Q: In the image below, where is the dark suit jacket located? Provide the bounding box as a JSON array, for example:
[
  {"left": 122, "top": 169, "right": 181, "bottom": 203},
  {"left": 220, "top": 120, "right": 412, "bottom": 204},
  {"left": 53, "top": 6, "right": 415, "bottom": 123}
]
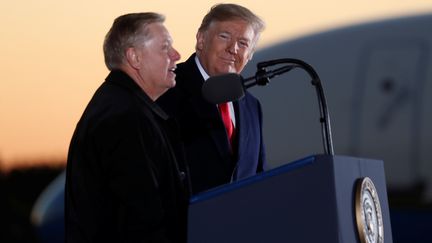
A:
[
  {"left": 157, "top": 54, "right": 266, "bottom": 194},
  {"left": 65, "top": 70, "right": 190, "bottom": 243}
]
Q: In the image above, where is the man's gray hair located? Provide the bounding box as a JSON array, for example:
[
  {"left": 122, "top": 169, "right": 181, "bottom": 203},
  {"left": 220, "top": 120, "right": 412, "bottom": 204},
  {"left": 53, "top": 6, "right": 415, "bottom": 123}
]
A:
[{"left": 103, "top": 12, "right": 165, "bottom": 70}]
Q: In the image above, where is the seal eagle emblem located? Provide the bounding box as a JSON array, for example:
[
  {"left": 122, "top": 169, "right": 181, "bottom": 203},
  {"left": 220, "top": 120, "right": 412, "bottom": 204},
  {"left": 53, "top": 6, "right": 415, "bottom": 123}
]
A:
[{"left": 355, "top": 177, "right": 384, "bottom": 243}]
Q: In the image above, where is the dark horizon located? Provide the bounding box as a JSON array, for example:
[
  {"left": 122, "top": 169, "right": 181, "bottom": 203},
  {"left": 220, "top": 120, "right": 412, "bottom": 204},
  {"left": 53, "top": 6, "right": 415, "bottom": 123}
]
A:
[
  {"left": 0, "top": 157, "right": 66, "bottom": 175},
  {"left": 0, "top": 163, "right": 64, "bottom": 242}
]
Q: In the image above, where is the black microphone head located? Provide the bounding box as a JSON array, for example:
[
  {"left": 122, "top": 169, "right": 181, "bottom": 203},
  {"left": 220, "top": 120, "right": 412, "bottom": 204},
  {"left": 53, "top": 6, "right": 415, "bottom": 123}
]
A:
[{"left": 201, "top": 73, "right": 245, "bottom": 104}]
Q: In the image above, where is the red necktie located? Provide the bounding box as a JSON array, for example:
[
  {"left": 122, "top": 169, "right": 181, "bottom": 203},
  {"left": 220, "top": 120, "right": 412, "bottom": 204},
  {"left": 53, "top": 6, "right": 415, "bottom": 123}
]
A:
[{"left": 218, "top": 102, "right": 234, "bottom": 145}]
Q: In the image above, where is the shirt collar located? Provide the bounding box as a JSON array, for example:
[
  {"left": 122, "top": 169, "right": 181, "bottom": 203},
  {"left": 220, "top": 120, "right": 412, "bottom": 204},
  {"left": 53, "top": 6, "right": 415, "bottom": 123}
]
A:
[
  {"left": 106, "top": 70, "right": 169, "bottom": 120},
  {"left": 194, "top": 55, "right": 210, "bottom": 81}
]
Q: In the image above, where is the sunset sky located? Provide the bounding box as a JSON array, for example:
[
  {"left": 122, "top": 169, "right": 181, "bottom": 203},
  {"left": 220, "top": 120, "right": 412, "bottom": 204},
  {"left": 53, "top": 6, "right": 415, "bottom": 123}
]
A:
[{"left": 1, "top": 0, "right": 431, "bottom": 170}]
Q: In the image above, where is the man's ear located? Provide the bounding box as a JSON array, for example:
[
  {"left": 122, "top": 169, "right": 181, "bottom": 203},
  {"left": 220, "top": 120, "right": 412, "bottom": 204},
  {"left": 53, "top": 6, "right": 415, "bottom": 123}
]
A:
[
  {"left": 196, "top": 31, "right": 205, "bottom": 51},
  {"left": 125, "top": 47, "right": 140, "bottom": 69}
]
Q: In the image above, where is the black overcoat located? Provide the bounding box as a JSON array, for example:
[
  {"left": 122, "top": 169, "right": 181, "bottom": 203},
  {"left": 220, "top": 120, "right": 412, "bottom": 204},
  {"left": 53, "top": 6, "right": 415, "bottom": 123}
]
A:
[{"left": 65, "top": 70, "right": 190, "bottom": 243}]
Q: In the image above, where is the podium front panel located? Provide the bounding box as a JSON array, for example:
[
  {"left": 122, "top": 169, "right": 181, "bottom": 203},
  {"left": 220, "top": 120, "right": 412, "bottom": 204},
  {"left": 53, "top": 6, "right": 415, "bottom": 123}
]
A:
[{"left": 187, "top": 155, "right": 393, "bottom": 243}]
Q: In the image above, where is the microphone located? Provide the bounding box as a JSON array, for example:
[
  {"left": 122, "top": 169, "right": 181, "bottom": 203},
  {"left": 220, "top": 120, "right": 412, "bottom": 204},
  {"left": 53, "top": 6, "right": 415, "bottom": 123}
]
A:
[
  {"left": 243, "top": 64, "right": 296, "bottom": 89},
  {"left": 201, "top": 73, "right": 245, "bottom": 104},
  {"left": 201, "top": 58, "right": 335, "bottom": 156},
  {"left": 202, "top": 65, "right": 296, "bottom": 104}
]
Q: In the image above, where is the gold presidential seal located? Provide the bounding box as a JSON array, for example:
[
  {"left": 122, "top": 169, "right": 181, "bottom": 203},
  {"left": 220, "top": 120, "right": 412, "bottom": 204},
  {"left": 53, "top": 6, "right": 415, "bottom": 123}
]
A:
[{"left": 355, "top": 177, "right": 384, "bottom": 243}]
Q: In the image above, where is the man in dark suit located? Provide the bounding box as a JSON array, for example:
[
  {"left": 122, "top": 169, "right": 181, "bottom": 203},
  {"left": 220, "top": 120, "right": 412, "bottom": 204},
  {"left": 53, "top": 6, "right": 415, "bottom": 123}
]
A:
[
  {"left": 158, "top": 3, "right": 267, "bottom": 195},
  {"left": 65, "top": 13, "right": 190, "bottom": 242}
]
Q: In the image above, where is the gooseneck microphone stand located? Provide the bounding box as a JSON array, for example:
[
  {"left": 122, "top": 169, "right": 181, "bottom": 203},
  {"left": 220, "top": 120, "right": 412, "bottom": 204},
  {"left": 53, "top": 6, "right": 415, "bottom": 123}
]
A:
[{"left": 244, "top": 58, "right": 334, "bottom": 156}]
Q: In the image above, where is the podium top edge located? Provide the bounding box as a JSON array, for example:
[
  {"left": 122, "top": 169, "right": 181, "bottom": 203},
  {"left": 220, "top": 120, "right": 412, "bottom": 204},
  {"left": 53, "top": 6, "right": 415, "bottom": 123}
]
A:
[
  {"left": 189, "top": 154, "right": 383, "bottom": 204},
  {"left": 190, "top": 155, "right": 318, "bottom": 204}
]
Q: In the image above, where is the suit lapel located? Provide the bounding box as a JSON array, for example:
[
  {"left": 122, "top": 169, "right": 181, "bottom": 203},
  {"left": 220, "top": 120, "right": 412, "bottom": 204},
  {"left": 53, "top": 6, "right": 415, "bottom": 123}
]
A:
[
  {"left": 180, "top": 55, "right": 232, "bottom": 159},
  {"left": 233, "top": 98, "right": 249, "bottom": 163}
]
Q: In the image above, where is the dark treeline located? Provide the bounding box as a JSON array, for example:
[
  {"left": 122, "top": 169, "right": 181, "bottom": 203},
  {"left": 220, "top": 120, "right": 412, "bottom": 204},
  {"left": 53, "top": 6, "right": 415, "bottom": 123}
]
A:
[{"left": 0, "top": 164, "right": 64, "bottom": 243}]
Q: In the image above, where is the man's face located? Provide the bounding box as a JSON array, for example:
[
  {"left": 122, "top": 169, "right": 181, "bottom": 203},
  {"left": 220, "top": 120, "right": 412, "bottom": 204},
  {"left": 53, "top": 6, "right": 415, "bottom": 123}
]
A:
[
  {"left": 134, "top": 22, "right": 180, "bottom": 96},
  {"left": 196, "top": 19, "right": 256, "bottom": 76}
]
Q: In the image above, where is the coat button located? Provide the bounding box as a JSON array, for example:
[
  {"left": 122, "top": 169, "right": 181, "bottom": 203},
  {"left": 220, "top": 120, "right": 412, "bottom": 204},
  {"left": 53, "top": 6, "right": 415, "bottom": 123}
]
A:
[{"left": 179, "top": 171, "right": 186, "bottom": 180}]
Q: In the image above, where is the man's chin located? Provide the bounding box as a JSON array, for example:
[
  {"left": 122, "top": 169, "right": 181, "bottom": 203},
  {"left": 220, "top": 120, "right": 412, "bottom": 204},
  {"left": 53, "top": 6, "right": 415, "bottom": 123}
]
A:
[
  {"left": 216, "top": 67, "right": 237, "bottom": 75},
  {"left": 168, "top": 79, "right": 176, "bottom": 88}
]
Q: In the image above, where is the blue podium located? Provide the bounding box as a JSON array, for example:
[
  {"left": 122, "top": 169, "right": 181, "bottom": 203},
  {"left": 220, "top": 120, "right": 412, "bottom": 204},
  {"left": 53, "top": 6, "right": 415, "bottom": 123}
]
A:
[{"left": 187, "top": 155, "right": 393, "bottom": 243}]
